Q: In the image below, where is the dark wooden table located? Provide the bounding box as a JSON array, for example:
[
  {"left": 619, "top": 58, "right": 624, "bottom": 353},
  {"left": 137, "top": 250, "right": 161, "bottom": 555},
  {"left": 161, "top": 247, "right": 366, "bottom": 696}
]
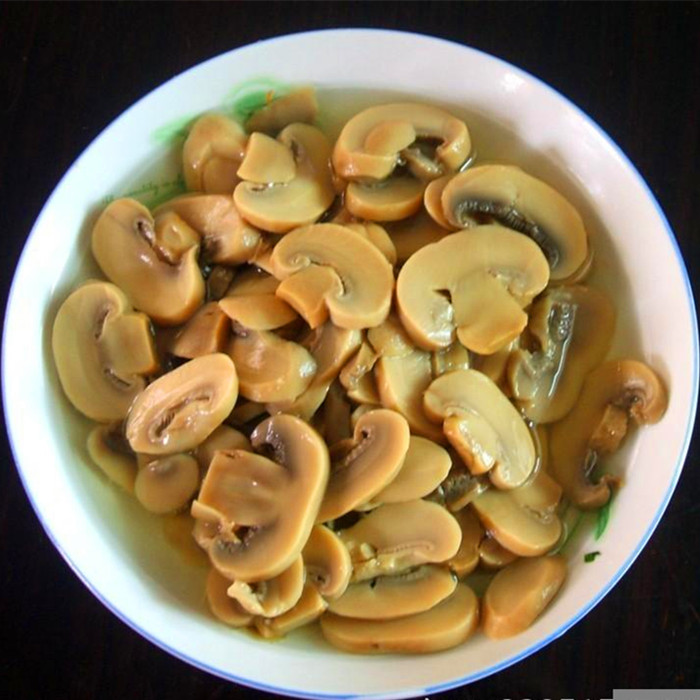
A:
[{"left": 1, "top": 2, "right": 699, "bottom": 699}]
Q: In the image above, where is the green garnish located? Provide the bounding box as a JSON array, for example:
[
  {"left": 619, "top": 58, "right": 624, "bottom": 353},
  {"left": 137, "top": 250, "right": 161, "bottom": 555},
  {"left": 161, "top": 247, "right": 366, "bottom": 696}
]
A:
[
  {"left": 594, "top": 493, "right": 614, "bottom": 540},
  {"left": 584, "top": 551, "right": 601, "bottom": 563}
]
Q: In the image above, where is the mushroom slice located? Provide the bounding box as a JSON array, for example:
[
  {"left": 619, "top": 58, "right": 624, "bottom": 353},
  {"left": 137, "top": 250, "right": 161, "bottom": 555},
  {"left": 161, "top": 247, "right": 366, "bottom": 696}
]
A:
[
  {"left": 320, "top": 583, "right": 479, "bottom": 654},
  {"left": 52, "top": 280, "right": 158, "bottom": 421},
  {"left": 344, "top": 222, "right": 398, "bottom": 265},
  {"left": 345, "top": 177, "right": 426, "bottom": 222},
  {"left": 228, "top": 329, "right": 317, "bottom": 403},
  {"left": 134, "top": 454, "right": 200, "bottom": 514},
  {"left": 441, "top": 466, "right": 490, "bottom": 512},
  {"left": 328, "top": 565, "right": 457, "bottom": 620},
  {"left": 340, "top": 342, "right": 380, "bottom": 405},
  {"left": 338, "top": 500, "right": 462, "bottom": 582},
  {"left": 226, "top": 399, "right": 267, "bottom": 428},
  {"left": 206, "top": 265, "right": 235, "bottom": 301},
  {"left": 448, "top": 507, "right": 484, "bottom": 578},
  {"left": 385, "top": 209, "right": 450, "bottom": 264},
  {"left": 482, "top": 556, "right": 567, "bottom": 639},
  {"left": 367, "top": 313, "right": 416, "bottom": 358},
  {"left": 151, "top": 211, "right": 201, "bottom": 263},
  {"left": 350, "top": 404, "right": 375, "bottom": 430},
  {"left": 323, "top": 380, "right": 353, "bottom": 447},
  {"left": 424, "top": 174, "right": 460, "bottom": 230},
  {"left": 86, "top": 423, "right": 138, "bottom": 493},
  {"left": 194, "top": 425, "right": 251, "bottom": 471},
  {"left": 424, "top": 370, "right": 536, "bottom": 489},
  {"left": 479, "top": 536, "right": 519, "bottom": 570},
  {"left": 441, "top": 165, "right": 589, "bottom": 280},
  {"left": 183, "top": 113, "right": 247, "bottom": 194},
  {"left": 302, "top": 525, "right": 352, "bottom": 600},
  {"left": 254, "top": 583, "right": 328, "bottom": 639},
  {"left": 317, "top": 409, "right": 410, "bottom": 523},
  {"left": 245, "top": 87, "right": 319, "bottom": 134},
  {"left": 206, "top": 568, "right": 253, "bottom": 628},
  {"left": 266, "top": 381, "right": 331, "bottom": 423},
  {"left": 271, "top": 223, "right": 394, "bottom": 329},
  {"left": 234, "top": 123, "right": 335, "bottom": 234},
  {"left": 92, "top": 199, "right": 204, "bottom": 325},
  {"left": 549, "top": 359, "right": 668, "bottom": 510},
  {"left": 126, "top": 353, "right": 239, "bottom": 455},
  {"left": 237, "top": 132, "right": 296, "bottom": 184},
  {"left": 431, "top": 341, "right": 471, "bottom": 378},
  {"left": 332, "top": 103, "right": 471, "bottom": 182},
  {"left": 170, "top": 302, "right": 231, "bottom": 358},
  {"left": 471, "top": 339, "right": 518, "bottom": 388},
  {"left": 192, "top": 415, "right": 329, "bottom": 581},
  {"left": 228, "top": 556, "right": 304, "bottom": 617},
  {"left": 396, "top": 226, "right": 550, "bottom": 352},
  {"left": 508, "top": 286, "right": 616, "bottom": 423}
]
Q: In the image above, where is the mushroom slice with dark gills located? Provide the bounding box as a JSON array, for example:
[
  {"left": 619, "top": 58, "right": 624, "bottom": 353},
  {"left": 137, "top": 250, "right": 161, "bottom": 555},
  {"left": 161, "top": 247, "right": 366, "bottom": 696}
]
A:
[
  {"left": 549, "top": 359, "right": 668, "bottom": 510},
  {"left": 86, "top": 422, "right": 138, "bottom": 493},
  {"left": 508, "top": 285, "right": 616, "bottom": 423},
  {"left": 441, "top": 165, "right": 589, "bottom": 281},
  {"left": 191, "top": 414, "right": 329, "bottom": 582},
  {"left": 134, "top": 453, "right": 200, "bottom": 514}
]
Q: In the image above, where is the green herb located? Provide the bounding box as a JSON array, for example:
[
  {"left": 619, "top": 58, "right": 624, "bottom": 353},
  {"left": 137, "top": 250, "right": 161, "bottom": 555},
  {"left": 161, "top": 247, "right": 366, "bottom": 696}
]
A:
[
  {"left": 100, "top": 174, "right": 187, "bottom": 210},
  {"left": 150, "top": 115, "right": 197, "bottom": 146},
  {"left": 223, "top": 77, "right": 291, "bottom": 122},
  {"left": 584, "top": 551, "right": 601, "bottom": 563},
  {"left": 594, "top": 493, "right": 614, "bottom": 541}
]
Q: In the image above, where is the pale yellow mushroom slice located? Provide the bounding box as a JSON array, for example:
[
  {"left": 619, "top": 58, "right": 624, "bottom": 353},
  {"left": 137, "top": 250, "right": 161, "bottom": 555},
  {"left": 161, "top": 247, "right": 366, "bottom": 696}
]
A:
[
  {"left": 134, "top": 453, "right": 200, "bottom": 514},
  {"left": 448, "top": 507, "right": 484, "bottom": 578},
  {"left": 431, "top": 341, "right": 471, "bottom": 378},
  {"left": 86, "top": 423, "right": 138, "bottom": 493},
  {"left": 191, "top": 415, "right": 329, "bottom": 582},
  {"left": 482, "top": 556, "right": 567, "bottom": 639},
  {"left": 344, "top": 222, "right": 398, "bottom": 265},
  {"left": 266, "top": 381, "right": 331, "bottom": 423},
  {"left": 339, "top": 500, "right": 462, "bottom": 582},
  {"left": 471, "top": 339, "right": 518, "bottom": 388},
  {"left": 183, "top": 114, "right": 247, "bottom": 194},
  {"left": 206, "top": 568, "right": 253, "bottom": 628},
  {"left": 549, "top": 359, "right": 668, "bottom": 510},
  {"left": 194, "top": 425, "right": 251, "bottom": 471},
  {"left": 424, "top": 174, "right": 460, "bottom": 230},
  {"left": 228, "top": 555, "right": 305, "bottom": 617},
  {"left": 396, "top": 226, "right": 550, "bottom": 353},
  {"left": 367, "top": 313, "right": 416, "bottom": 358},
  {"left": 237, "top": 132, "right": 296, "bottom": 184},
  {"left": 479, "top": 536, "right": 519, "bottom": 570},
  {"left": 340, "top": 342, "right": 381, "bottom": 405},
  {"left": 92, "top": 199, "right": 204, "bottom": 325},
  {"left": 170, "top": 302, "right": 231, "bottom": 358},
  {"left": 52, "top": 280, "right": 158, "bottom": 421},
  {"left": 245, "top": 87, "right": 319, "bottom": 134},
  {"left": 271, "top": 223, "right": 394, "bottom": 329},
  {"left": 126, "top": 353, "right": 238, "bottom": 455},
  {"left": 226, "top": 399, "right": 267, "bottom": 427},
  {"left": 441, "top": 165, "right": 588, "bottom": 281},
  {"left": 320, "top": 583, "right": 479, "bottom": 654},
  {"left": 328, "top": 565, "right": 457, "bottom": 620},
  {"left": 303, "top": 525, "right": 352, "bottom": 600},
  {"left": 508, "top": 286, "right": 616, "bottom": 423},
  {"left": 385, "top": 209, "right": 450, "bottom": 263},
  {"left": 424, "top": 369, "right": 536, "bottom": 489},
  {"left": 345, "top": 177, "right": 426, "bottom": 222},
  {"left": 254, "top": 582, "right": 328, "bottom": 639},
  {"left": 151, "top": 211, "right": 201, "bottom": 262}
]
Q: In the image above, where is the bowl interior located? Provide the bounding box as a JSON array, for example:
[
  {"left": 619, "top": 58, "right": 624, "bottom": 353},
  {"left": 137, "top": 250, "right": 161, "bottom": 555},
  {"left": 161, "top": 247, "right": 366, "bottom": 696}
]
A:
[{"left": 3, "top": 29, "right": 697, "bottom": 698}]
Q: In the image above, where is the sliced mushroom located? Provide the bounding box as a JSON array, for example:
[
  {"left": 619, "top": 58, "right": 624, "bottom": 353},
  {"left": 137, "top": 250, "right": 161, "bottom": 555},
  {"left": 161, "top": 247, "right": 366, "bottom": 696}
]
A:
[
  {"left": 161, "top": 512, "right": 209, "bottom": 567},
  {"left": 340, "top": 342, "right": 380, "bottom": 405},
  {"left": 424, "top": 370, "right": 536, "bottom": 489},
  {"left": 226, "top": 399, "right": 267, "bottom": 428},
  {"left": 183, "top": 113, "right": 247, "bottom": 194},
  {"left": 228, "top": 555, "right": 304, "bottom": 617},
  {"left": 479, "top": 536, "right": 518, "bottom": 570},
  {"left": 126, "top": 353, "right": 239, "bottom": 454},
  {"left": 323, "top": 380, "right": 353, "bottom": 447},
  {"left": 266, "top": 381, "right": 330, "bottom": 422},
  {"left": 367, "top": 313, "right": 416, "bottom": 358},
  {"left": 302, "top": 524, "right": 352, "bottom": 600},
  {"left": 549, "top": 359, "right": 668, "bottom": 510},
  {"left": 441, "top": 165, "right": 588, "bottom": 280},
  {"left": 134, "top": 453, "right": 200, "bottom": 514},
  {"left": 385, "top": 209, "right": 449, "bottom": 263},
  {"left": 170, "top": 302, "right": 231, "bottom": 358},
  {"left": 206, "top": 568, "right": 253, "bottom": 627},
  {"left": 254, "top": 582, "right": 328, "bottom": 639},
  {"left": 482, "top": 556, "right": 567, "bottom": 639},
  {"left": 151, "top": 211, "right": 201, "bottom": 262},
  {"left": 86, "top": 423, "right": 138, "bottom": 493},
  {"left": 440, "top": 466, "right": 490, "bottom": 512},
  {"left": 317, "top": 409, "right": 410, "bottom": 523},
  {"left": 194, "top": 425, "right": 251, "bottom": 471},
  {"left": 345, "top": 177, "right": 426, "bottom": 222},
  {"left": 206, "top": 265, "right": 236, "bottom": 301},
  {"left": 424, "top": 175, "right": 460, "bottom": 230},
  {"left": 396, "top": 226, "right": 550, "bottom": 352},
  {"left": 237, "top": 132, "right": 296, "bottom": 184},
  {"left": 271, "top": 223, "right": 394, "bottom": 329},
  {"left": 245, "top": 87, "right": 318, "bottom": 134},
  {"left": 431, "top": 341, "right": 471, "bottom": 378},
  {"left": 192, "top": 414, "right": 329, "bottom": 581},
  {"left": 344, "top": 222, "right": 398, "bottom": 264},
  {"left": 471, "top": 339, "right": 518, "bottom": 388},
  {"left": 320, "top": 583, "right": 479, "bottom": 654},
  {"left": 52, "top": 280, "right": 159, "bottom": 421},
  {"left": 448, "top": 507, "right": 484, "bottom": 578},
  {"left": 328, "top": 565, "right": 457, "bottom": 620},
  {"left": 338, "top": 500, "right": 462, "bottom": 582},
  {"left": 234, "top": 123, "right": 335, "bottom": 233}
]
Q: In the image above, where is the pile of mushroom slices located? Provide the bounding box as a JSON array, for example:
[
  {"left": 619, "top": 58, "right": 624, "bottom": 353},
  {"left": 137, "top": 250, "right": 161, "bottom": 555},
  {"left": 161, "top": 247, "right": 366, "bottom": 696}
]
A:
[{"left": 52, "top": 88, "right": 669, "bottom": 654}]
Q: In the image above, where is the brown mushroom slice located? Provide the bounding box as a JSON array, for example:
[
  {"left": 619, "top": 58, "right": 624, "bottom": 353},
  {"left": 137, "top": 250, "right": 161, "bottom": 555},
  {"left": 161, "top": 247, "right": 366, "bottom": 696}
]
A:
[
  {"left": 226, "top": 399, "right": 267, "bottom": 427},
  {"left": 441, "top": 165, "right": 588, "bottom": 280},
  {"left": 350, "top": 404, "right": 375, "bottom": 430},
  {"left": 339, "top": 500, "right": 462, "bottom": 582},
  {"left": 323, "top": 380, "right": 354, "bottom": 447},
  {"left": 424, "top": 175, "right": 460, "bottom": 230},
  {"left": 479, "top": 536, "right": 519, "bottom": 569},
  {"left": 228, "top": 329, "right": 316, "bottom": 403},
  {"left": 345, "top": 177, "right": 426, "bottom": 222},
  {"left": 206, "top": 568, "right": 253, "bottom": 628},
  {"left": 245, "top": 87, "right": 319, "bottom": 134},
  {"left": 340, "top": 342, "right": 380, "bottom": 405},
  {"left": 234, "top": 123, "right": 335, "bottom": 234},
  {"left": 332, "top": 103, "right": 471, "bottom": 182},
  {"left": 302, "top": 322, "right": 364, "bottom": 385},
  {"left": 126, "top": 353, "right": 239, "bottom": 455},
  {"left": 317, "top": 409, "right": 410, "bottom": 523},
  {"left": 266, "top": 381, "right": 331, "bottom": 423},
  {"left": 151, "top": 211, "right": 201, "bottom": 263},
  {"left": 321, "top": 583, "right": 479, "bottom": 654},
  {"left": 92, "top": 200, "right": 204, "bottom": 326},
  {"left": 183, "top": 114, "right": 247, "bottom": 194},
  {"left": 194, "top": 425, "right": 251, "bottom": 471},
  {"left": 431, "top": 341, "right": 471, "bottom": 377},
  {"left": 344, "top": 222, "right": 398, "bottom": 265},
  {"left": 255, "top": 582, "right": 328, "bottom": 639},
  {"left": 52, "top": 280, "right": 158, "bottom": 421},
  {"left": 303, "top": 525, "right": 352, "bottom": 600},
  {"left": 424, "top": 370, "right": 536, "bottom": 489},
  {"left": 206, "top": 265, "right": 235, "bottom": 301},
  {"left": 86, "top": 423, "right": 138, "bottom": 493},
  {"left": 237, "top": 132, "right": 296, "bottom": 184},
  {"left": 219, "top": 295, "right": 297, "bottom": 331},
  {"left": 441, "top": 467, "right": 490, "bottom": 512},
  {"left": 271, "top": 223, "right": 394, "bottom": 329},
  {"left": 396, "top": 226, "right": 550, "bottom": 352},
  {"left": 192, "top": 415, "right": 329, "bottom": 581},
  {"left": 549, "top": 359, "right": 668, "bottom": 510},
  {"left": 385, "top": 209, "right": 450, "bottom": 263},
  {"left": 328, "top": 565, "right": 456, "bottom": 620},
  {"left": 134, "top": 454, "right": 200, "bottom": 514},
  {"left": 228, "top": 556, "right": 305, "bottom": 617},
  {"left": 448, "top": 507, "right": 484, "bottom": 578},
  {"left": 170, "top": 302, "right": 231, "bottom": 358},
  {"left": 508, "top": 286, "right": 616, "bottom": 423},
  {"left": 482, "top": 556, "right": 567, "bottom": 639}
]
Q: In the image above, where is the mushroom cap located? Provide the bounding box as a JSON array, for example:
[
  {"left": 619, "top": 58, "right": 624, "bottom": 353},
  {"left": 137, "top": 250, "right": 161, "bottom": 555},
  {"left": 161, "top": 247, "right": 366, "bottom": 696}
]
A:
[
  {"left": 206, "top": 568, "right": 253, "bottom": 628},
  {"left": 237, "top": 132, "right": 296, "bottom": 184},
  {"left": 271, "top": 223, "right": 394, "bottom": 330},
  {"left": 245, "top": 87, "right": 318, "bottom": 135},
  {"left": 478, "top": 535, "right": 519, "bottom": 570},
  {"left": 345, "top": 177, "right": 426, "bottom": 222},
  {"left": 302, "top": 524, "right": 352, "bottom": 600},
  {"left": 126, "top": 353, "right": 239, "bottom": 455},
  {"left": 344, "top": 222, "right": 397, "bottom": 265},
  {"left": 424, "top": 174, "right": 460, "bottom": 230},
  {"left": 396, "top": 226, "right": 550, "bottom": 352},
  {"left": 134, "top": 453, "right": 200, "bottom": 514},
  {"left": 52, "top": 280, "right": 158, "bottom": 421},
  {"left": 194, "top": 424, "right": 251, "bottom": 471},
  {"left": 86, "top": 423, "right": 138, "bottom": 493},
  {"left": 339, "top": 342, "right": 380, "bottom": 405},
  {"left": 254, "top": 582, "right": 328, "bottom": 639},
  {"left": 448, "top": 507, "right": 484, "bottom": 578}
]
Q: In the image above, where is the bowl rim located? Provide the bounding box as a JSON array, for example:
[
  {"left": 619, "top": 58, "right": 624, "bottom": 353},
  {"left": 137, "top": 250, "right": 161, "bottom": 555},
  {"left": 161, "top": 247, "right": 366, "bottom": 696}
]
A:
[{"left": 3, "top": 27, "right": 699, "bottom": 699}]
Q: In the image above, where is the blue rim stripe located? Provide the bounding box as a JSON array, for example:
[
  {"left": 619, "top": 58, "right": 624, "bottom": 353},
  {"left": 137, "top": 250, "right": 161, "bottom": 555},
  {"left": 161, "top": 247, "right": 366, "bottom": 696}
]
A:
[{"left": 3, "top": 28, "right": 698, "bottom": 700}]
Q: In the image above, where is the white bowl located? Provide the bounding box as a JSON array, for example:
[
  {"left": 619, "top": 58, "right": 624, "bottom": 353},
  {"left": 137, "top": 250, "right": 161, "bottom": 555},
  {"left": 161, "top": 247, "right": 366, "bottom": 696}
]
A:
[{"left": 3, "top": 29, "right": 698, "bottom": 699}]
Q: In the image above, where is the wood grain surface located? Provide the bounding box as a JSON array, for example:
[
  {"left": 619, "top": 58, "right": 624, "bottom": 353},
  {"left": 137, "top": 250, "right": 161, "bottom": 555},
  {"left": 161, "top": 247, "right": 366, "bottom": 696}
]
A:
[{"left": 1, "top": 2, "right": 699, "bottom": 699}]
